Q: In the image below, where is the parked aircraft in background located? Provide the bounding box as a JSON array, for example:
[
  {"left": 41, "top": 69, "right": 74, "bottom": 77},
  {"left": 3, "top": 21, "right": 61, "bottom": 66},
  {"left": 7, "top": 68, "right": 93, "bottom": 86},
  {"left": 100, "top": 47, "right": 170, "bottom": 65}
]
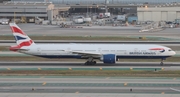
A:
[{"left": 9, "top": 23, "right": 176, "bottom": 65}]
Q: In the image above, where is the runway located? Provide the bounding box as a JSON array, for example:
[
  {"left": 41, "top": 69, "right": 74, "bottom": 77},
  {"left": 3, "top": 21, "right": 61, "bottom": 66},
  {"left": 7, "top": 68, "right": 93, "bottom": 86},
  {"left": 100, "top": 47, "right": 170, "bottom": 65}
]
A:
[
  {"left": 1, "top": 24, "right": 180, "bottom": 97},
  {"left": 0, "top": 76, "right": 180, "bottom": 95},
  {"left": 0, "top": 93, "right": 180, "bottom": 97},
  {"left": 0, "top": 62, "right": 180, "bottom": 71}
]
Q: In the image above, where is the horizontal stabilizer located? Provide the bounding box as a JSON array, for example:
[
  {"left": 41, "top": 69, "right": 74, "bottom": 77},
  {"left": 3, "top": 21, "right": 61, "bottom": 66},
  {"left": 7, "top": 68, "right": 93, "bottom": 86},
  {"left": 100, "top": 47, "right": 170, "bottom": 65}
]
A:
[{"left": 9, "top": 46, "right": 29, "bottom": 51}]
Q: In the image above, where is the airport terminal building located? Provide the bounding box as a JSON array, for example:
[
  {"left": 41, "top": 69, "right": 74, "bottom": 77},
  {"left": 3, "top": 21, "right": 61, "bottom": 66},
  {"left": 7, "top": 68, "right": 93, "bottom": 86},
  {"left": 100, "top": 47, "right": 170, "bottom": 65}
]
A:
[
  {"left": 10, "top": 0, "right": 180, "bottom": 4},
  {"left": 138, "top": 6, "right": 180, "bottom": 21},
  {"left": 0, "top": 1, "right": 68, "bottom": 23},
  {"left": 0, "top": 0, "right": 180, "bottom": 23}
]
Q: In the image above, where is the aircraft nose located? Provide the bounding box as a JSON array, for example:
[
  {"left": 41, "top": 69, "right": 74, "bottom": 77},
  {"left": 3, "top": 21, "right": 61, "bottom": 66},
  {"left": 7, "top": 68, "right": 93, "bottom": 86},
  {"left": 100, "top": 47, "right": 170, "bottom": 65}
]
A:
[{"left": 172, "top": 51, "right": 176, "bottom": 55}]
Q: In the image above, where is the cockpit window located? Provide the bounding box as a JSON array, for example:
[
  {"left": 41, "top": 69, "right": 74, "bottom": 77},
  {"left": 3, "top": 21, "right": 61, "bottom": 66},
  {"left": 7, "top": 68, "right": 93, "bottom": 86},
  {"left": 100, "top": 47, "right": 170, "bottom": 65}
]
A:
[{"left": 168, "top": 49, "right": 172, "bottom": 51}]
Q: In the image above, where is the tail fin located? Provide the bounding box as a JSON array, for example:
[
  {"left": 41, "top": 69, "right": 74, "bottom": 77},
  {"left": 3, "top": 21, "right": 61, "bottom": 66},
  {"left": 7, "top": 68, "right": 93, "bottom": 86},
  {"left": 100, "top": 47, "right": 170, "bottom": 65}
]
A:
[{"left": 9, "top": 23, "right": 34, "bottom": 51}]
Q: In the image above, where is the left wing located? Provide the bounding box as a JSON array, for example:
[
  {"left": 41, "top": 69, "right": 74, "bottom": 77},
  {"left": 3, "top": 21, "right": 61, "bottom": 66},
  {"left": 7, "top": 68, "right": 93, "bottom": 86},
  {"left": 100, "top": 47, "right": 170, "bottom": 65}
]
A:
[
  {"left": 63, "top": 50, "right": 102, "bottom": 57},
  {"left": 71, "top": 51, "right": 101, "bottom": 56}
]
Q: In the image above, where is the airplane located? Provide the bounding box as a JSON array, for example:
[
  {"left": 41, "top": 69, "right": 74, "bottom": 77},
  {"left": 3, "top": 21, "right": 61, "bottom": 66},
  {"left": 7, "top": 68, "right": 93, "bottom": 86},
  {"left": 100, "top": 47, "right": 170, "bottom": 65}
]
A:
[
  {"left": 170, "top": 88, "right": 180, "bottom": 92},
  {"left": 9, "top": 23, "right": 176, "bottom": 65}
]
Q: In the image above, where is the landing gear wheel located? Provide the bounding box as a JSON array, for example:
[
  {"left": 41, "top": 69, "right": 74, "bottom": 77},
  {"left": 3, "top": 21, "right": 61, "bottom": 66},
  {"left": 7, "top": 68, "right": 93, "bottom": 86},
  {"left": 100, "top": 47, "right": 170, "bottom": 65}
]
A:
[
  {"left": 84, "top": 57, "right": 97, "bottom": 65},
  {"left": 93, "top": 61, "right": 96, "bottom": 65},
  {"left": 84, "top": 61, "right": 97, "bottom": 65},
  {"left": 160, "top": 58, "right": 165, "bottom": 66},
  {"left": 85, "top": 61, "right": 90, "bottom": 65},
  {"left": 160, "top": 62, "right": 164, "bottom": 66}
]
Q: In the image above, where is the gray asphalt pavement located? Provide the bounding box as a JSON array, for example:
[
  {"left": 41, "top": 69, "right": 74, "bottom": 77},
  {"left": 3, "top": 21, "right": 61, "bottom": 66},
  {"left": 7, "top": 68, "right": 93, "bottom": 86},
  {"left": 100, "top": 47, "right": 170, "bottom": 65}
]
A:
[
  {"left": 1, "top": 24, "right": 180, "bottom": 96},
  {"left": 0, "top": 93, "right": 180, "bottom": 97},
  {"left": 0, "top": 77, "right": 180, "bottom": 83},
  {"left": 0, "top": 76, "right": 180, "bottom": 95},
  {"left": 1, "top": 24, "right": 180, "bottom": 40},
  {"left": 0, "top": 61, "right": 180, "bottom": 70}
]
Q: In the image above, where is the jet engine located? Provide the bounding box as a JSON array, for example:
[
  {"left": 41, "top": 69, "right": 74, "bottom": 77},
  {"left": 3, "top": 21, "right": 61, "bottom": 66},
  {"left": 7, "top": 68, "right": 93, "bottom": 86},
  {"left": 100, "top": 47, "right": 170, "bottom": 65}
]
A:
[{"left": 100, "top": 54, "right": 116, "bottom": 64}]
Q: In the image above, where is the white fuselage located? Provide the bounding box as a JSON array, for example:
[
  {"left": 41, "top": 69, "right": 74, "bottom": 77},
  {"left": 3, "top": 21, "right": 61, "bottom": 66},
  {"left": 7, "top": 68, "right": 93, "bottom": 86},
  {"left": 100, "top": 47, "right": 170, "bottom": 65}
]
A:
[
  {"left": 9, "top": 23, "right": 176, "bottom": 64},
  {"left": 20, "top": 43, "right": 176, "bottom": 59}
]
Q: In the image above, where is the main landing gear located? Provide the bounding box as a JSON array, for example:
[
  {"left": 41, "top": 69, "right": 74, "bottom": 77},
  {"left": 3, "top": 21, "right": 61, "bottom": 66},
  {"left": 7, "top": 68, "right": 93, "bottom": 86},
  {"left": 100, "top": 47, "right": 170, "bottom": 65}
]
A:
[
  {"left": 160, "top": 58, "right": 165, "bottom": 66},
  {"left": 84, "top": 57, "right": 97, "bottom": 65}
]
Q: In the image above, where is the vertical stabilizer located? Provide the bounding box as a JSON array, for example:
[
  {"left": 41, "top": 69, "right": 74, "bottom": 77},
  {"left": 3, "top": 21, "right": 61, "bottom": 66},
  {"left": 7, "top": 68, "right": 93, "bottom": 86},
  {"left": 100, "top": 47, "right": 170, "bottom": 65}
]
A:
[{"left": 9, "top": 23, "right": 35, "bottom": 51}]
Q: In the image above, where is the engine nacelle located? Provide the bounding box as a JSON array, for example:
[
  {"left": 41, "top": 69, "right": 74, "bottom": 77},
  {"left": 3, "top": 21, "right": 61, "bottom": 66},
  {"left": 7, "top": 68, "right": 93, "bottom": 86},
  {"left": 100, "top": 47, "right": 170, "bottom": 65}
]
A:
[{"left": 100, "top": 54, "right": 116, "bottom": 64}]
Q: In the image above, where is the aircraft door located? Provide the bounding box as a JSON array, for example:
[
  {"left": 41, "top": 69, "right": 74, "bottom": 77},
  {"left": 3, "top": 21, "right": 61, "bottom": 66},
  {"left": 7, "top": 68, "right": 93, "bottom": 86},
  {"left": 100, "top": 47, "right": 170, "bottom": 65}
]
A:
[
  {"left": 124, "top": 50, "right": 127, "bottom": 55},
  {"left": 66, "top": 47, "right": 71, "bottom": 55},
  {"left": 98, "top": 48, "right": 102, "bottom": 53},
  {"left": 37, "top": 48, "right": 41, "bottom": 51},
  {"left": 37, "top": 48, "right": 41, "bottom": 55},
  {"left": 134, "top": 48, "right": 138, "bottom": 52}
]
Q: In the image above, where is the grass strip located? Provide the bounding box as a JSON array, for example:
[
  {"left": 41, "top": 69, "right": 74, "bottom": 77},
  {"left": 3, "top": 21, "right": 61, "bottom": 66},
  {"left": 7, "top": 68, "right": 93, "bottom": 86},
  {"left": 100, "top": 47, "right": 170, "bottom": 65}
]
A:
[{"left": 1, "top": 70, "right": 180, "bottom": 77}]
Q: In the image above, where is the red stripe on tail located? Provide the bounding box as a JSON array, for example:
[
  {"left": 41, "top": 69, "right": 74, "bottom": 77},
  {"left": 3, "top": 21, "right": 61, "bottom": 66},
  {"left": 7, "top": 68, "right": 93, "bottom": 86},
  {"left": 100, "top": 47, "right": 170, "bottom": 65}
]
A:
[
  {"left": 19, "top": 40, "right": 33, "bottom": 47},
  {"left": 10, "top": 26, "right": 26, "bottom": 35}
]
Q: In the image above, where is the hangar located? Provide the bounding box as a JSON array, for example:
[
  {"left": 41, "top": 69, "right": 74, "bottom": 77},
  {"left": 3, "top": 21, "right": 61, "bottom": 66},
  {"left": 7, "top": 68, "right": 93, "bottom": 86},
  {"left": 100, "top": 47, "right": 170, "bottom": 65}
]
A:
[
  {"left": 137, "top": 4, "right": 180, "bottom": 22},
  {"left": 0, "top": 1, "right": 70, "bottom": 23}
]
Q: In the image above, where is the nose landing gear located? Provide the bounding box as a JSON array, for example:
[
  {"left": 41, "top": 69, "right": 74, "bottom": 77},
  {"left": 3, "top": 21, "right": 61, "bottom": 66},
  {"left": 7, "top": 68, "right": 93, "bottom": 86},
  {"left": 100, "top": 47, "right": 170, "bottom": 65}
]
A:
[{"left": 160, "top": 58, "right": 166, "bottom": 66}]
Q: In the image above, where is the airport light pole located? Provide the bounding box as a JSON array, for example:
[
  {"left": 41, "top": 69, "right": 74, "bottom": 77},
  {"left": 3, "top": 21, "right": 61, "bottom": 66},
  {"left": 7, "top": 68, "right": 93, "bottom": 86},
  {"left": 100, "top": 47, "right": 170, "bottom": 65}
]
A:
[
  {"left": 105, "top": 0, "right": 109, "bottom": 13},
  {"left": 86, "top": 1, "right": 88, "bottom": 17},
  {"left": 95, "top": 7, "right": 96, "bottom": 14},
  {"left": 89, "top": 7, "right": 92, "bottom": 16},
  {"left": 14, "top": 12, "right": 16, "bottom": 23},
  {"left": 95, "top": 5, "right": 99, "bottom": 14}
]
